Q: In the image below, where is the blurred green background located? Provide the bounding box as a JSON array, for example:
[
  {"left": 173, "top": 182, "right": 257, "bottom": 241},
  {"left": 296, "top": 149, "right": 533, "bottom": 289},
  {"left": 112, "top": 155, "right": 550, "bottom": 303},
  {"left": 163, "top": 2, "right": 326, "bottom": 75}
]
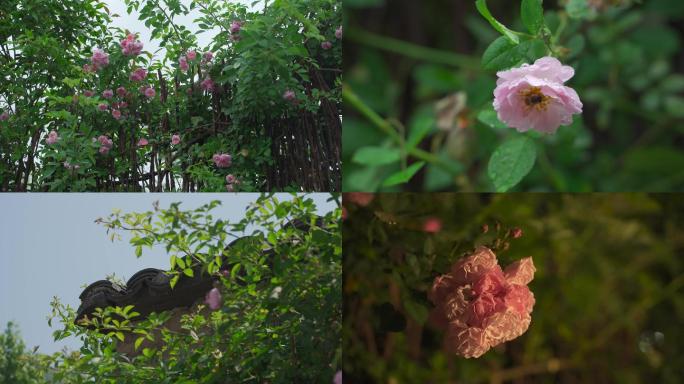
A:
[
  {"left": 343, "top": 0, "right": 684, "bottom": 192},
  {"left": 343, "top": 193, "right": 684, "bottom": 383}
]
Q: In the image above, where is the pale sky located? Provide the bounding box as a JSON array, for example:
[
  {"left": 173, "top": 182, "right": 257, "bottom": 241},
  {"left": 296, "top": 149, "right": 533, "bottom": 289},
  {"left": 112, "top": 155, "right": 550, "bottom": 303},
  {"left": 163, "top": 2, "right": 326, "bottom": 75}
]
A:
[
  {"left": 0, "top": 193, "right": 335, "bottom": 354},
  {"left": 103, "top": 0, "right": 262, "bottom": 63}
]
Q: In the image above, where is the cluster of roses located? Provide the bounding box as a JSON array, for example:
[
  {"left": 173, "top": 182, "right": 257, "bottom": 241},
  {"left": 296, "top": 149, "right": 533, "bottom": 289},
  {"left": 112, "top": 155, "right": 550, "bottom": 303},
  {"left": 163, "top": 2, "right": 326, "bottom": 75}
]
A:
[
  {"left": 178, "top": 49, "right": 215, "bottom": 94},
  {"left": 120, "top": 33, "right": 143, "bottom": 56},
  {"left": 59, "top": 33, "right": 162, "bottom": 152},
  {"left": 96, "top": 135, "right": 113, "bottom": 155},
  {"left": 321, "top": 25, "right": 342, "bottom": 50},
  {"left": 211, "top": 153, "right": 239, "bottom": 191}
]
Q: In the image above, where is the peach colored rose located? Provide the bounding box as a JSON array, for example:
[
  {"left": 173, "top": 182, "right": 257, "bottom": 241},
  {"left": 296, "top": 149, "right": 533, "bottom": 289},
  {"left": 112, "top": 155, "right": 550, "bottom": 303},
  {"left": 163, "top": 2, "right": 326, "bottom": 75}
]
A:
[{"left": 428, "top": 247, "right": 535, "bottom": 358}]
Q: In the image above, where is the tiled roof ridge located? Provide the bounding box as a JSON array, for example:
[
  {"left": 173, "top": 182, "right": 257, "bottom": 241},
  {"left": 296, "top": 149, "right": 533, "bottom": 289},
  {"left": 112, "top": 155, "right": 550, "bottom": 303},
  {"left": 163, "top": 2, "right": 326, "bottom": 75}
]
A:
[{"left": 75, "top": 216, "right": 326, "bottom": 325}]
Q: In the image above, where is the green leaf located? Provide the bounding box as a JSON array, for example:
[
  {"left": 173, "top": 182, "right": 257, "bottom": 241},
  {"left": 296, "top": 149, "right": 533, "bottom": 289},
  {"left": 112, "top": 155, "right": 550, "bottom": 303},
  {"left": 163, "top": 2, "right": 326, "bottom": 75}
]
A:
[
  {"left": 170, "top": 274, "right": 180, "bottom": 289},
  {"left": 352, "top": 147, "right": 401, "bottom": 166},
  {"left": 135, "top": 245, "right": 142, "bottom": 258},
  {"left": 488, "top": 136, "right": 537, "bottom": 192},
  {"left": 176, "top": 257, "right": 186, "bottom": 269},
  {"left": 406, "top": 108, "right": 436, "bottom": 149},
  {"left": 183, "top": 268, "right": 194, "bottom": 277},
  {"left": 521, "top": 0, "right": 544, "bottom": 34},
  {"left": 482, "top": 36, "right": 527, "bottom": 71},
  {"left": 134, "top": 336, "right": 145, "bottom": 351},
  {"left": 477, "top": 107, "right": 508, "bottom": 130},
  {"left": 475, "top": 0, "right": 520, "bottom": 44},
  {"left": 382, "top": 162, "right": 426, "bottom": 187},
  {"left": 115, "top": 332, "right": 125, "bottom": 342}
]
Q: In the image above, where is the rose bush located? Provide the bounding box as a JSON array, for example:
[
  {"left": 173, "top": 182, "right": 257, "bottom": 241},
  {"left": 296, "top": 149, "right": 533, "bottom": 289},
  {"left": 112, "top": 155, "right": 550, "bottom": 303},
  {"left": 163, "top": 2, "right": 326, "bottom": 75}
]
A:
[{"left": 0, "top": 0, "right": 341, "bottom": 192}]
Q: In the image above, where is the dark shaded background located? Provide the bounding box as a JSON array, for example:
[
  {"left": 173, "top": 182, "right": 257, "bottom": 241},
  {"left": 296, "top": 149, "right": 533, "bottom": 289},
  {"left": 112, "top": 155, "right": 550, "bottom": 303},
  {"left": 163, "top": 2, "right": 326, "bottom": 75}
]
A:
[{"left": 344, "top": 193, "right": 684, "bottom": 383}]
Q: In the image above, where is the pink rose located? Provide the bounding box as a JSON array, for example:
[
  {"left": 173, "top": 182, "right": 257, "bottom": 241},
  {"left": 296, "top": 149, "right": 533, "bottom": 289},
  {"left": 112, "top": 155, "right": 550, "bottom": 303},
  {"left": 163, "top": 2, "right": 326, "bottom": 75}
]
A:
[
  {"left": 503, "top": 284, "right": 535, "bottom": 315},
  {"left": 510, "top": 227, "right": 523, "bottom": 239},
  {"left": 186, "top": 50, "right": 197, "bottom": 60},
  {"left": 46, "top": 130, "right": 59, "bottom": 145},
  {"left": 472, "top": 266, "right": 506, "bottom": 296},
  {"left": 428, "top": 247, "right": 535, "bottom": 358},
  {"left": 203, "top": 51, "right": 213, "bottom": 62},
  {"left": 129, "top": 68, "right": 148, "bottom": 82},
  {"left": 143, "top": 86, "right": 156, "bottom": 99},
  {"left": 225, "top": 174, "right": 236, "bottom": 184},
  {"left": 111, "top": 109, "right": 122, "bottom": 120},
  {"left": 282, "top": 90, "right": 296, "bottom": 102},
  {"left": 226, "top": 183, "right": 235, "bottom": 192},
  {"left": 201, "top": 77, "right": 214, "bottom": 92},
  {"left": 205, "top": 287, "right": 222, "bottom": 310},
  {"left": 91, "top": 48, "right": 109, "bottom": 68},
  {"left": 423, "top": 217, "right": 442, "bottom": 233},
  {"left": 445, "top": 325, "right": 489, "bottom": 358},
  {"left": 137, "top": 138, "right": 148, "bottom": 147},
  {"left": 450, "top": 246, "right": 498, "bottom": 285},
  {"left": 321, "top": 41, "right": 333, "bottom": 50},
  {"left": 335, "top": 26, "right": 343, "bottom": 39},
  {"left": 102, "top": 89, "right": 113, "bottom": 99},
  {"left": 119, "top": 101, "right": 128, "bottom": 109},
  {"left": 212, "top": 153, "right": 232, "bottom": 168},
  {"left": 343, "top": 192, "right": 374, "bottom": 206},
  {"left": 493, "top": 56, "right": 582, "bottom": 134},
  {"left": 99, "top": 146, "right": 110, "bottom": 154},
  {"left": 179, "top": 56, "right": 189, "bottom": 72},
  {"left": 120, "top": 33, "right": 143, "bottom": 56},
  {"left": 171, "top": 134, "right": 181, "bottom": 145},
  {"left": 503, "top": 257, "right": 536, "bottom": 286},
  {"left": 230, "top": 20, "right": 242, "bottom": 34},
  {"left": 83, "top": 90, "right": 95, "bottom": 97},
  {"left": 0, "top": 111, "right": 8, "bottom": 121},
  {"left": 98, "top": 135, "right": 113, "bottom": 149},
  {"left": 116, "top": 87, "right": 127, "bottom": 97},
  {"left": 98, "top": 103, "right": 108, "bottom": 111}
]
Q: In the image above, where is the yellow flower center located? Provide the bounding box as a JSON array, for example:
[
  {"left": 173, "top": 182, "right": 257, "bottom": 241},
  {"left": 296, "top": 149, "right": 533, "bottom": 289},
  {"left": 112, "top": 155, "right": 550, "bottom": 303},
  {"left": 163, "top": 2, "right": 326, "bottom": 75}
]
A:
[{"left": 520, "top": 87, "right": 550, "bottom": 112}]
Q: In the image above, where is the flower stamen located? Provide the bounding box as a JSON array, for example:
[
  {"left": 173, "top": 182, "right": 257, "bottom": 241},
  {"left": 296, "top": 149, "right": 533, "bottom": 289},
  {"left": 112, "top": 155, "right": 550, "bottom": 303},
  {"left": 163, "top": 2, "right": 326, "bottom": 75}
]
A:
[{"left": 520, "top": 86, "right": 550, "bottom": 112}]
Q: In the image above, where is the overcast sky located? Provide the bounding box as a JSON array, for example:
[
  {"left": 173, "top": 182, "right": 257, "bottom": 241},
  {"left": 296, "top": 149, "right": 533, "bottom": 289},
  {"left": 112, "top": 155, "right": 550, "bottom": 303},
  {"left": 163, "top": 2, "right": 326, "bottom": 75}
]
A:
[
  {"left": 0, "top": 193, "right": 334, "bottom": 354},
  {"left": 102, "top": 0, "right": 262, "bottom": 62}
]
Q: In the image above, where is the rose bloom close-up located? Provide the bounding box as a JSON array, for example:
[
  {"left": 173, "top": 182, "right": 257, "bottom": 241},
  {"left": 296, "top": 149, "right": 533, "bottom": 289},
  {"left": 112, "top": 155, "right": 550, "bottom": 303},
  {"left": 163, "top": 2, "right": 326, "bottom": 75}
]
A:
[
  {"left": 493, "top": 57, "right": 582, "bottom": 134},
  {"left": 428, "top": 247, "right": 536, "bottom": 358}
]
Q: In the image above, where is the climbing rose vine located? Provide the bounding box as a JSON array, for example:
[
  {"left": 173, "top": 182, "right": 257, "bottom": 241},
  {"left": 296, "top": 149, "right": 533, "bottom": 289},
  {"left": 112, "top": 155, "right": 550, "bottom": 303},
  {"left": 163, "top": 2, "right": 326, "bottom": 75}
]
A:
[{"left": 428, "top": 247, "right": 536, "bottom": 358}]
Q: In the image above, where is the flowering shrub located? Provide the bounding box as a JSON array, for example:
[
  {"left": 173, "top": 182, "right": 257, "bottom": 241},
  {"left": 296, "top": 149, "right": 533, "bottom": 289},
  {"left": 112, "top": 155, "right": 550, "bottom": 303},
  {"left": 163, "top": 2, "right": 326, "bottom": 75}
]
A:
[
  {"left": 0, "top": 0, "right": 341, "bottom": 191},
  {"left": 43, "top": 194, "right": 341, "bottom": 383},
  {"left": 343, "top": 0, "right": 684, "bottom": 192}
]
